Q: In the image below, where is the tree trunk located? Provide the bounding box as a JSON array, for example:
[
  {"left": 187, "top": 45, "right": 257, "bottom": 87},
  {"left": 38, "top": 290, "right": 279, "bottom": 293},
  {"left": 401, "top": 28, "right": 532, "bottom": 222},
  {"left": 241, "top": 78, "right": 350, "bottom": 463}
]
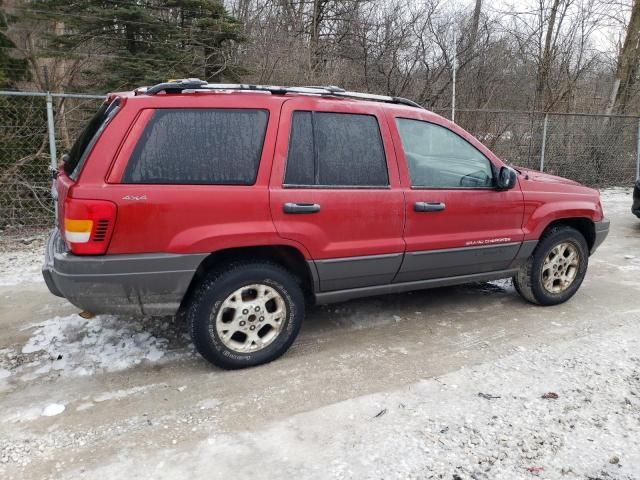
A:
[
  {"left": 605, "top": 0, "right": 640, "bottom": 115},
  {"left": 535, "top": 0, "right": 561, "bottom": 111},
  {"left": 309, "top": 0, "right": 324, "bottom": 76},
  {"left": 468, "top": 0, "right": 482, "bottom": 57}
]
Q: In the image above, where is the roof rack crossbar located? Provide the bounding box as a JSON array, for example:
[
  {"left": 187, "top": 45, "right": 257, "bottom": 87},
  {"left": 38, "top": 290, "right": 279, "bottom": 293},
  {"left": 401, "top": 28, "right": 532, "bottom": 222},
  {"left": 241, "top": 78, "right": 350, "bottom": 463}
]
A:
[{"left": 141, "top": 79, "right": 424, "bottom": 109}]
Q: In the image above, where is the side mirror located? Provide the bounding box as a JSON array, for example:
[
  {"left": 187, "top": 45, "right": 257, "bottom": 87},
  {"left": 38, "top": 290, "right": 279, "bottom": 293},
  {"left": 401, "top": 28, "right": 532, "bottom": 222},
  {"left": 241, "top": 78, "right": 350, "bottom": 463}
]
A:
[{"left": 496, "top": 166, "right": 517, "bottom": 190}]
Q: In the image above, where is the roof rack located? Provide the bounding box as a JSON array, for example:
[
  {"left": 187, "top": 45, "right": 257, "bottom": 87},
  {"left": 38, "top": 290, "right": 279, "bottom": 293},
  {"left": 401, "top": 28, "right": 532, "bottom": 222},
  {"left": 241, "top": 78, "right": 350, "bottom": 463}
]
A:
[{"left": 139, "top": 78, "right": 424, "bottom": 109}]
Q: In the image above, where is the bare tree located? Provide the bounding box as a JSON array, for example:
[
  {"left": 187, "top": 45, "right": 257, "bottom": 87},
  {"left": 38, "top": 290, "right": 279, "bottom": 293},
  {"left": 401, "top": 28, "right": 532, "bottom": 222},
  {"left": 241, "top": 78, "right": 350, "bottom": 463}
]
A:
[{"left": 605, "top": 0, "right": 640, "bottom": 114}]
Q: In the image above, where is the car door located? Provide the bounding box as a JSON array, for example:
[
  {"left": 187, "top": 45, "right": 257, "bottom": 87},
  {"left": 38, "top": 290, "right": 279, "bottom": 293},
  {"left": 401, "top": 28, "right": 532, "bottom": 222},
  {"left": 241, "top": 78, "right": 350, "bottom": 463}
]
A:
[
  {"left": 269, "top": 97, "right": 405, "bottom": 291},
  {"left": 387, "top": 112, "right": 525, "bottom": 283}
]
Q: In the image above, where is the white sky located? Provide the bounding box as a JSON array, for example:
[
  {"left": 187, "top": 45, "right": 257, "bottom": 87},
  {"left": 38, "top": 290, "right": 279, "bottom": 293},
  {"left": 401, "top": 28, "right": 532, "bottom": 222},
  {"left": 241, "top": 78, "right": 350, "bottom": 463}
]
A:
[{"left": 455, "top": 0, "right": 632, "bottom": 56}]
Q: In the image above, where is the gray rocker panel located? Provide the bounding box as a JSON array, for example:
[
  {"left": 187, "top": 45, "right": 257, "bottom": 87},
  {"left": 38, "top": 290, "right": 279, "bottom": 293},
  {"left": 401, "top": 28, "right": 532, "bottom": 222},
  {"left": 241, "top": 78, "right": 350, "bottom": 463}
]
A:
[
  {"left": 314, "top": 253, "right": 404, "bottom": 291},
  {"left": 394, "top": 242, "right": 523, "bottom": 283}
]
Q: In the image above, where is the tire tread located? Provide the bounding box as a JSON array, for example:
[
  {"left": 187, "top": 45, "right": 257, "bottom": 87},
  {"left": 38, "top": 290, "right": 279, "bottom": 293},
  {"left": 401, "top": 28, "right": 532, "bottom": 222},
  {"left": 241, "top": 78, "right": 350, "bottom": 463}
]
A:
[
  {"left": 187, "top": 261, "right": 304, "bottom": 369},
  {"left": 513, "top": 225, "right": 588, "bottom": 306}
]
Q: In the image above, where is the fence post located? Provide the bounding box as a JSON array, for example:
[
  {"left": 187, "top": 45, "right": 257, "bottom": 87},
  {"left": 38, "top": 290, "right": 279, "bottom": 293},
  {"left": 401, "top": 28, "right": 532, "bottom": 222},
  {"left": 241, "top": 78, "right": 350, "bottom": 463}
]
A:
[
  {"left": 539, "top": 113, "right": 548, "bottom": 172},
  {"left": 451, "top": 31, "right": 457, "bottom": 123},
  {"left": 636, "top": 117, "right": 640, "bottom": 180},
  {"left": 46, "top": 92, "right": 57, "bottom": 222},
  {"left": 46, "top": 93, "right": 57, "bottom": 170}
]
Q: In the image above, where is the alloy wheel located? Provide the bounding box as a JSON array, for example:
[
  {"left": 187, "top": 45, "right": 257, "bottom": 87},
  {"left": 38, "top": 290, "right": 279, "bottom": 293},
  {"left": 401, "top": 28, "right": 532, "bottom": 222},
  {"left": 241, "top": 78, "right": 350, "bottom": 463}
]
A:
[
  {"left": 214, "top": 283, "right": 287, "bottom": 353},
  {"left": 541, "top": 241, "right": 580, "bottom": 294}
]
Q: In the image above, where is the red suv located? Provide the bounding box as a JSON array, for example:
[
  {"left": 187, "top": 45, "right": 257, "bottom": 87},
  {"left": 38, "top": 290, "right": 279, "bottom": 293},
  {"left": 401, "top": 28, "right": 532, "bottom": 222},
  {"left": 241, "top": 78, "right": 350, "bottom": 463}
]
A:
[{"left": 43, "top": 79, "right": 609, "bottom": 369}]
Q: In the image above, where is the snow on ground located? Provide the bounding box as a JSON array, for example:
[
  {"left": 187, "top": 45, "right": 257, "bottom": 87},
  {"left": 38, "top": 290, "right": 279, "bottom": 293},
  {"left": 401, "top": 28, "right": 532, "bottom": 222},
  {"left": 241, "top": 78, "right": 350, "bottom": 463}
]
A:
[
  {"left": 0, "top": 314, "right": 192, "bottom": 384},
  {"left": 0, "top": 237, "right": 45, "bottom": 286},
  {"left": 600, "top": 187, "right": 634, "bottom": 217},
  {"left": 82, "top": 321, "right": 640, "bottom": 480}
]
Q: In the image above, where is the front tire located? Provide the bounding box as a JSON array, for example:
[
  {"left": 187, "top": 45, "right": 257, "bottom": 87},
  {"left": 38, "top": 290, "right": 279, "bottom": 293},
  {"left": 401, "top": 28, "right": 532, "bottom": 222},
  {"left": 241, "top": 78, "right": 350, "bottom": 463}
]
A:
[
  {"left": 188, "top": 262, "right": 305, "bottom": 369},
  {"left": 514, "top": 226, "right": 589, "bottom": 306}
]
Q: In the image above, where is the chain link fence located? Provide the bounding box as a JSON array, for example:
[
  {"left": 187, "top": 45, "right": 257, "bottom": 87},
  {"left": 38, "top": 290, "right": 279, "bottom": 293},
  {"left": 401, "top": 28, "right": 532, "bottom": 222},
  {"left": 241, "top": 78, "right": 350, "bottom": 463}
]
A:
[
  {"left": 434, "top": 108, "right": 640, "bottom": 187},
  {"left": 0, "top": 91, "right": 104, "bottom": 240},
  {"left": 1, "top": 91, "right": 639, "bottom": 241}
]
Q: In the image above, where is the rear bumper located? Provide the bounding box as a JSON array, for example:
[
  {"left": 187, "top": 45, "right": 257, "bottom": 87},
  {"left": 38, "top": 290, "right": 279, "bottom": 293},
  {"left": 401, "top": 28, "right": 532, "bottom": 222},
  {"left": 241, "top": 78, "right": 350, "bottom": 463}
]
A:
[
  {"left": 42, "top": 229, "right": 206, "bottom": 316},
  {"left": 591, "top": 219, "right": 610, "bottom": 254},
  {"left": 633, "top": 181, "right": 640, "bottom": 218}
]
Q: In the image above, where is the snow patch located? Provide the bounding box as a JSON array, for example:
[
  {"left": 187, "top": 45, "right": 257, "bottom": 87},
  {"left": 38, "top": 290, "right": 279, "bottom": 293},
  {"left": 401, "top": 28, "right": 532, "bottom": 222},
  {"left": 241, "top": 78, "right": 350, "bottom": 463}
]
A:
[
  {"left": 93, "top": 385, "right": 158, "bottom": 403},
  {"left": 388, "top": 346, "right": 409, "bottom": 355},
  {"left": 0, "top": 242, "right": 44, "bottom": 286},
  {"left": 599, "top": 187, "right": 633, "bottom": 215},
  {"left": 3, "top": 406, "right": 42, "bottom": 423},
  {"left": 41, "top": 404, "right": 65, "bottom": 417},
  {"left": 12, "top": 314, "right": 189, "bottom": 381},
  {"left": 76, "top": 402, "right": 94, "bottom": 412},
  {"left": 619, "top": 256, "right": 640, "bottom": 271},
  {"left": 198, "top": 399, "right": 222, "bottom": 410}
]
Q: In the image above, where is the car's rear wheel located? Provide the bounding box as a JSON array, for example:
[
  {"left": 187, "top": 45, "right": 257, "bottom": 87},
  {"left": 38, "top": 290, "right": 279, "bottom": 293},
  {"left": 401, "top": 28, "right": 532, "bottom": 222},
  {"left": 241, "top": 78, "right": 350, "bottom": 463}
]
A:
[
  {"left": 514, "top": 226, "right": 589, "bottom": 306},
  {"left": 188, "top": 262, "right": 305, "bottom": 369}
]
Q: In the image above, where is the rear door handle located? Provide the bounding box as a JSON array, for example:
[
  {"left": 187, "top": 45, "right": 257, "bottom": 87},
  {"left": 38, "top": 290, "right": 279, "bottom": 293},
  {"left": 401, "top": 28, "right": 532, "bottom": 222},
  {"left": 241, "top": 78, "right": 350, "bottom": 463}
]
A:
[
  {"left": 283, "top": 202, "right": 321, "bottom": 214},
  {"left": 414, "top": 201, "right": 445, "bottom": 212}
]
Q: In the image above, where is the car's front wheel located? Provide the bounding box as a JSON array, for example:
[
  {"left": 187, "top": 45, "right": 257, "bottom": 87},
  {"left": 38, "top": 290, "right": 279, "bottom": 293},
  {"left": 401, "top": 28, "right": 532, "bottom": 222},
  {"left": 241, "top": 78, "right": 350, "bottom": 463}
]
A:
[
  {"left": 514, "top": 225, "right": 589, "bottom": 306},
  {"left": 188, "top": 262, "right": 305, "bottom": 369}
]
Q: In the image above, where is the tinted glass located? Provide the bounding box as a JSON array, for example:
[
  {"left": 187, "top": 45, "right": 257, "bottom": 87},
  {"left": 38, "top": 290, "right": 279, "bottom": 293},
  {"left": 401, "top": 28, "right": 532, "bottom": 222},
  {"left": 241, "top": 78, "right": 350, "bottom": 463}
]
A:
[
  {"left": 396, "top": 118, "right": 494, "bottom": 188},
  {"left": 285, "top": 111, "right": 388, "bottom": 187},
  {"left": 66, "top": 98, "right": 120, "bottom": 179},
  {"left": 284, "top": 112, "right": 315, "bottom": 185},
  {"left": 123, "top": 109, "right": 268, "bottom": 184}
]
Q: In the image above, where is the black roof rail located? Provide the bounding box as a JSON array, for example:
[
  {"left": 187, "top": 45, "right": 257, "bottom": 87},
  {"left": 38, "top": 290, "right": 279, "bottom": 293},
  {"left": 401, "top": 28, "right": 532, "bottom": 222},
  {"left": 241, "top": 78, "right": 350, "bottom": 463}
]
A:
[
  {"left": 392, "top": 96, "right": 424, "bottom": 109},
  {"left": 140, "top": 79, "right": 425, "bottom": 109},
  {"left": 145, "top": 78, "right": 208, "bottom": 95}
]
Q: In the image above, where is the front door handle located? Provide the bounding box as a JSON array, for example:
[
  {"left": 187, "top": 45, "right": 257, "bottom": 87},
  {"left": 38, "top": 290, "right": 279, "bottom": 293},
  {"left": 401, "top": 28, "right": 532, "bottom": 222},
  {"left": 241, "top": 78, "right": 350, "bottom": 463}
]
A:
[
  {"left": 414, "top": 201, "right": 445, "bottom": 212},
  {"left": 283, "top": 202, "right": 321, "bottom": 214}
]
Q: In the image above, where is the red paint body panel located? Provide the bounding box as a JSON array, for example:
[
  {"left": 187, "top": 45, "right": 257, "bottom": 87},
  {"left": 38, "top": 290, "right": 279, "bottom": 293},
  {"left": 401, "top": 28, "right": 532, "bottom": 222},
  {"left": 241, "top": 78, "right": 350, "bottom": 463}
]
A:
[
  {"left": 269, "top": 97, "right": 405, "bottom": 260},
  {"left": 383, "top": 107, "right": 526, "bottom": 251},
  {"left": 516, "top": 168, "right": 603, "bottom": 240},
  {"left": 64, "top": 93, "right": 295, "bottom": 255},
  {"left": 57, "top": 90, "right": 605, "bottom": 265}
]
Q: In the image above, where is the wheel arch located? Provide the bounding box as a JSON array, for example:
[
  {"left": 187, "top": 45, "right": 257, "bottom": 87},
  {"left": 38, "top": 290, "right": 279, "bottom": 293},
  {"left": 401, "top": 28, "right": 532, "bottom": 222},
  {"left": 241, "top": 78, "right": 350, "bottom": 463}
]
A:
[
  {"left": 178, "top": 245, "right": 316, "bottom": 316},
  {"left": 538, "top": 217, "right": 595, "bottom": 251}
]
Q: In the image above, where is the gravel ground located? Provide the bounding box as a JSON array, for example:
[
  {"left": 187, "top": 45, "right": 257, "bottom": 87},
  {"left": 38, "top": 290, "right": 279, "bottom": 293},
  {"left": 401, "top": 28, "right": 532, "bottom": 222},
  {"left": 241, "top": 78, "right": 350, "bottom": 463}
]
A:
[
  {"left": 80, "top": 321, "right": 640, "bottom": 480},
  {"left": 0, "top": 188, "right": 639, "bottom": 479}
]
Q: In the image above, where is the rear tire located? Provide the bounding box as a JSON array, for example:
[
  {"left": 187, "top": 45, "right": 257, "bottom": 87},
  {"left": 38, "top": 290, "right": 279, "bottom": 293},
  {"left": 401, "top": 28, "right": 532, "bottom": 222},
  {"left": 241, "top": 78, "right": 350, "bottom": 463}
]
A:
[
  {"left": 188, "top": 262, "right": 305, "bottom": 369},
  {"left": 514, "top": 226, "right": 589, "bottom": 306}
]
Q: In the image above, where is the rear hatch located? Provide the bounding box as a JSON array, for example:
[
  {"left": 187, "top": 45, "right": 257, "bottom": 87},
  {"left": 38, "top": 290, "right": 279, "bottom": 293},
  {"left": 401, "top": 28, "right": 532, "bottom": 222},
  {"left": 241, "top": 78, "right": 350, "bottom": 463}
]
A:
[{"left": 54, "top": 97, "right": 121, "bottom": 231}]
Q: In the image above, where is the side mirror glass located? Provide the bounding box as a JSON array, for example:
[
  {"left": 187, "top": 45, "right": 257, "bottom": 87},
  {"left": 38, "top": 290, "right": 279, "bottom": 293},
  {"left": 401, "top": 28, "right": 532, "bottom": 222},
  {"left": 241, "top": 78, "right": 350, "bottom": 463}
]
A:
[{"left": 496, "top": 166, "right": 517, "bottom": 190}]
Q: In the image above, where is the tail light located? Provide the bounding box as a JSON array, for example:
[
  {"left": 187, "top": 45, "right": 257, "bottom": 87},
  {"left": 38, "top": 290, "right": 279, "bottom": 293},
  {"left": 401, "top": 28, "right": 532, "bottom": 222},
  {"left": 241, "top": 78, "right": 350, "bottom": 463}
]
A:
[{"left": 63, "top": 198, "right": 117, "bottom": 255}]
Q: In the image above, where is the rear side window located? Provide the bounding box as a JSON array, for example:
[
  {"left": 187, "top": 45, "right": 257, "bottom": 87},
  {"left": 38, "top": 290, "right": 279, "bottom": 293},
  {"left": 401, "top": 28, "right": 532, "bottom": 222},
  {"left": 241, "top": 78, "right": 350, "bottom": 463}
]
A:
[
  {"left": 284, "top": 111, "right": 388, "bottom": 187},
  {"left": 123, "top": 109, "right": 268, "bottom": 184},
  {"left": 65, "top": 98, "right": 120, "bottom": 180}
]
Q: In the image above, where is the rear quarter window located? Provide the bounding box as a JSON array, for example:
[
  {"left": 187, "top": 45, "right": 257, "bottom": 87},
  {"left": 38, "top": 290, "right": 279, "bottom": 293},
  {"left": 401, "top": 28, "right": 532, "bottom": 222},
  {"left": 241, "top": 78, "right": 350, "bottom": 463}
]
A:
[
  {"left": 122, "top": 108, "right": 268, "bottom": 185},
  {"left": 65, "top": 98, "right": 120, "bottom": 180}
]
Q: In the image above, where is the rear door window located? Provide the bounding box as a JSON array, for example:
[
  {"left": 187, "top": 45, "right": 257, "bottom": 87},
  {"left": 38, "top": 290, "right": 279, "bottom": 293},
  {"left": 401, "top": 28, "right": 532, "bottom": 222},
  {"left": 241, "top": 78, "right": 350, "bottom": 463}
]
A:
[
  {"left": 123, "top": 109, "right": 268, "bottom": 184},
  {"left": 284, "top": 111, "right": 388, "bottom": 187}
]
